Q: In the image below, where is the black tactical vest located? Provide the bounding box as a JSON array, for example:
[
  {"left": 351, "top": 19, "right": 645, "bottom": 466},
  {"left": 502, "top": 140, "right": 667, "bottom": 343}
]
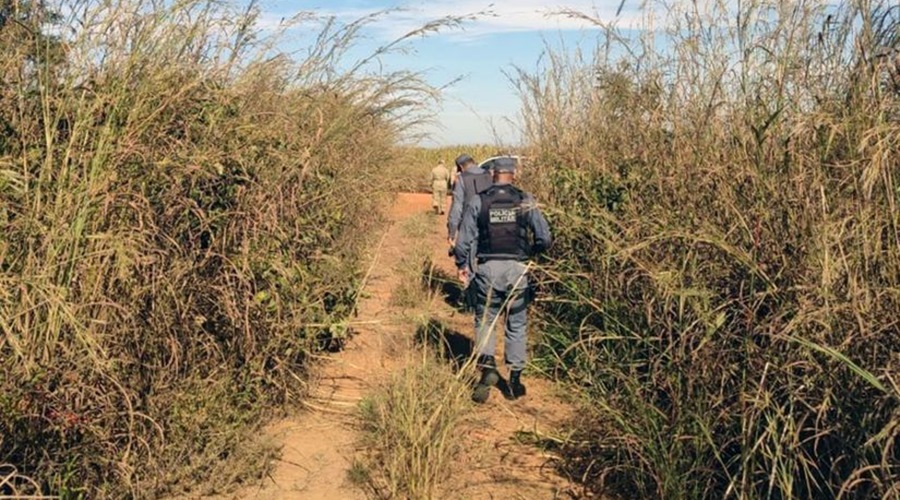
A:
[
  {"left": 477, "top": 185, "right": 530, "bottom": 260},
  {"left": 460, "top": 169, "right": 493, "bottom": 199}
]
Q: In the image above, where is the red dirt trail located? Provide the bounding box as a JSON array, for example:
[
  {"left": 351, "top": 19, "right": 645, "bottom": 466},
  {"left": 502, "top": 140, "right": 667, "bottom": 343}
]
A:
[{"left": 227, "top": 193, "right": 577, "bottom": 499}]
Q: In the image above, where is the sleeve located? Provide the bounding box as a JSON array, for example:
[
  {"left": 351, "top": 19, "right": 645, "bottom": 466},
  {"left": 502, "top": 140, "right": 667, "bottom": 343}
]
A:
[
  {"left": 447, "top": 178, "right": 466, "bottom": 239},
  {"left": 453, "top": 196, "right": 481, "bottom": 270},
  {"left": 524, "top": 195, "right": 552, "bottom": 254}
]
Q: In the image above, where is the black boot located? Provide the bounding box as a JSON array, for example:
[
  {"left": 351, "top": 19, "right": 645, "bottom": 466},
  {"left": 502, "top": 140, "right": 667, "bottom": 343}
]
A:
[
  {"left": 472, "top": 357, "right": 499, "bottom": 404},
  {"left": 504, "top": 370, "right": 526, "bottom": 400}
]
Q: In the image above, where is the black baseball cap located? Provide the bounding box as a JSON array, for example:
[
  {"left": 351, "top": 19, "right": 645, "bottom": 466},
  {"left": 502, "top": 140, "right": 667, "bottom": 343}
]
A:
[
  {"left": 454, "top": 154, "right": 474, "bottom": 168},
  {"left": 491, "top": 157, "right": 518, "bottom": 173}
]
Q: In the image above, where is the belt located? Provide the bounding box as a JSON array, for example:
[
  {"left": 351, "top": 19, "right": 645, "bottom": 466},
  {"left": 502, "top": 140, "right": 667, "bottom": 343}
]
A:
[{"left": 478, "top": 254, "right": 527, "bottom": 264}]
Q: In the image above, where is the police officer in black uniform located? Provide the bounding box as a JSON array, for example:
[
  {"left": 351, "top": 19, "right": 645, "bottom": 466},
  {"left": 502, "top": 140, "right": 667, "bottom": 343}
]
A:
[
  {"left": 447, "top": 154, "right": 492, "bottom": 246},
  {"left": 452, "top": 157, "right": 552, "bottom": 403}
]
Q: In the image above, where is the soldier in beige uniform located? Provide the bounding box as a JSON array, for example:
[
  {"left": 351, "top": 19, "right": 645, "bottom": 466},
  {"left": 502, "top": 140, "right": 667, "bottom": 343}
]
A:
[{"left": 431, "top": 161, "right": 451, "bottom": 215}]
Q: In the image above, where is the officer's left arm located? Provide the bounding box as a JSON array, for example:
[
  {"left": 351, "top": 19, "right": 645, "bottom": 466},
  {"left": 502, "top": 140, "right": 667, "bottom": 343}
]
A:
[
  {"left": 447, "top": 179, "right": 466, "bottom": 240},
  {"left": 523, "top": 195, "right": 552, "bottom": 254}
]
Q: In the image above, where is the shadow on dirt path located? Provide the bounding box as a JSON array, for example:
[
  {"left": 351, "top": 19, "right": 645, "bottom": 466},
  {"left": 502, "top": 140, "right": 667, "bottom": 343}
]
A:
[
  {"left": 415, "top": 318, "right": 474, "bottom": 370},
  {"left": 424, "top": 265, "right": 470, "bottom": 314}
]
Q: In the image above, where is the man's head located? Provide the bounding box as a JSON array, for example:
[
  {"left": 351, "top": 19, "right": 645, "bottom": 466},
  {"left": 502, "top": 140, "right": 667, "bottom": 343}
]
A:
[
  {"left": 491, "top": 157, "right": 518, "bottom": 184},
  {"left": 454, "top": 154, "right": 476, "bottom": 171}
]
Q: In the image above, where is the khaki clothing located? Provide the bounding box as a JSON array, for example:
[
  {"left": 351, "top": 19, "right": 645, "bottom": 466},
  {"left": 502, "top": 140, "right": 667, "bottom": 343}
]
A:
[{"left": 431, "top": 164, "right": 450, "bottom": 211}]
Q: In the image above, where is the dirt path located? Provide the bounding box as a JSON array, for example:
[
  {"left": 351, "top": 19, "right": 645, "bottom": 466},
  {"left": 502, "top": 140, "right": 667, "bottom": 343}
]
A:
[{"left": 231, "top": 193, "right": 575, "bottom": 499}]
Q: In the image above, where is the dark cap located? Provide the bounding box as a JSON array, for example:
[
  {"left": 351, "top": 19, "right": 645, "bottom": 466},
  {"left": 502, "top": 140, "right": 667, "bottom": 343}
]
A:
[
  {"left": 491, "top": 157, "right": 518, "bottom": 173},
  {"left": 454, "top": 154, "right": 474, "bottom": 168}
]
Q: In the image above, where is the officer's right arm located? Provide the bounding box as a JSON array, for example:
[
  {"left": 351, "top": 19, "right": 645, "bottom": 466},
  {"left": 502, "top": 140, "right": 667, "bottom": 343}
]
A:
[
  {"left": 452, "top": 196, "right": 480, "bottom": 271},
  {"left": 447, "top": 179, "right": 466, "bottom": 240}
]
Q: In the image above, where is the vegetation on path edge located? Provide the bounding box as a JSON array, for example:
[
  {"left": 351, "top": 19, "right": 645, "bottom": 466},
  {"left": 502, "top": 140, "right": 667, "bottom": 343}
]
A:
[
  {"left": 0, "top": 1, "right": 436, "bottom": 496},
  {"left": 518, "top": 1, "right": 899, "bottom": 498}
]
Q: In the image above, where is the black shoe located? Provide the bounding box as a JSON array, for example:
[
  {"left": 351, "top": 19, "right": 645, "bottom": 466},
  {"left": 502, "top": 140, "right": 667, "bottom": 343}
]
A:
[
  {"left": 504, "top": 370, "right": 526, "bottom": 400},
  {"left": 472, "top": 368, "right": 499, "bottom": 404}
]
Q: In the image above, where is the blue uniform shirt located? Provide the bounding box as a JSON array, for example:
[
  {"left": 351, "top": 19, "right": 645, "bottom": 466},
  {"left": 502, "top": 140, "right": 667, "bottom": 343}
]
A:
[
  {"left": 447, "top": 166, "right": 487, "bottom": 240},
  {"left": 453, "top": 183, "right": 552, "bottom": 271}
]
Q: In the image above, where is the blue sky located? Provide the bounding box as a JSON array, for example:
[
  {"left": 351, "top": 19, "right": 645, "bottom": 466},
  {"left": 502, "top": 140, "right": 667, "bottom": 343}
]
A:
[{"left": 251, "top": 1, "right": 642, "bottom": 146}]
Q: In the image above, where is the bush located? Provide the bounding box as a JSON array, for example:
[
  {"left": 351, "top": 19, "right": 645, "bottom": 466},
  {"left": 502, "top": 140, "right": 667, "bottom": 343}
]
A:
[
  {"left": 517, "top": 1, "right": 900, "bottom": 498},
  {"left": 0, "top": 1, "right": 431, "bottom": 496}
]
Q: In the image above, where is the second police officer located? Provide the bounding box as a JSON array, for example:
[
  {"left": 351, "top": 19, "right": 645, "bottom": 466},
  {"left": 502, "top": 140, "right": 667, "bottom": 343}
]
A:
[
  {"left": 452, "top": 157, "right": 552, "bottom": 403},
  {"left": 447, "top": 153, "right": 492, "bottom": 246}
]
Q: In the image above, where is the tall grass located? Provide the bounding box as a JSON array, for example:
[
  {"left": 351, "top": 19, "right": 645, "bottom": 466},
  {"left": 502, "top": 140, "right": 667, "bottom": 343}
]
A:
[
  {"left": 517, "top": 1, "right": 899, "bottom": 498},
  {"left": 0, "top": 1, "right": 437, "bottom": 496}
]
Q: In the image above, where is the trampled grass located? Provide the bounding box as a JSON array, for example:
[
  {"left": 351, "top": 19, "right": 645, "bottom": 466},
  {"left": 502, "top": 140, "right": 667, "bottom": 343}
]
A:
[
  {"left": 356, "top": 351, "right": 471, "bottom": 499},
  {"left": 390, "top": 213, "right": 436, "bottom": 309}
]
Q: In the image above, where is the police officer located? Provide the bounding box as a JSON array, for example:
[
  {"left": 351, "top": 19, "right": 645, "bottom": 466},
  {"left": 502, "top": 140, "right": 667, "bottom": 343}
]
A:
[
  {"left": 430, "top": 161, "right": 451, "bottom": 215},
  {"left": 447, "top": 154, "right": 492, "bottom": 246},
  {"left": 452, "top": 157, "right": 552, "bottom": 403}
]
